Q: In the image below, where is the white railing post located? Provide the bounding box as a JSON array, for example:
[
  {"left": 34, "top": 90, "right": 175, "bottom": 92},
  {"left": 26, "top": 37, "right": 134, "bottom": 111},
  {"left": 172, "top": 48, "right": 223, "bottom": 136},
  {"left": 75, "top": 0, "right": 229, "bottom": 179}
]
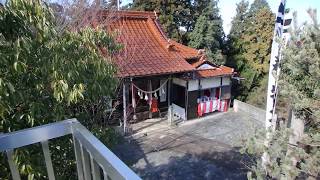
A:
[
  {"left": 80, "top": 144, "right": 92, "bottom": 180},
  {"left": 6, "top": 149, "right": 21, "bottom": 180},
  {"left": 90, "top": 153, "right": 101, "bottom": 180},
  {"left": 41, "top": 141, "right": 55, "bottom": 180},
  {"left": 73, "top": 136, "right": 84, "bottom": 180}
]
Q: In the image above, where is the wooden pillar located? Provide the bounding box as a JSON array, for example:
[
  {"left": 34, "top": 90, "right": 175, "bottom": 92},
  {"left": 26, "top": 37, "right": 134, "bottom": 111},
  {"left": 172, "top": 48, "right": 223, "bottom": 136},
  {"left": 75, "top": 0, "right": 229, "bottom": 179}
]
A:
[
  {"left": 167, "top": 77, "right": 172, "bottom": 125},
  {"left": 219, "top": 77, "right": 222, "bottom": 100},
  {"left": 185, "top": 81, "right": 188, "bottom": 121},
  {"left": 122, "top": 81, "right": 127, "bottom": 134},
  {"left": 131, "top": 78, "right": 137, "bottom": 121},
  {"left": 148, "top": 80, "right": 152, "bottom": 119},
  {"left": 198, "top": 79, "right": 201, "bottom": 98}
]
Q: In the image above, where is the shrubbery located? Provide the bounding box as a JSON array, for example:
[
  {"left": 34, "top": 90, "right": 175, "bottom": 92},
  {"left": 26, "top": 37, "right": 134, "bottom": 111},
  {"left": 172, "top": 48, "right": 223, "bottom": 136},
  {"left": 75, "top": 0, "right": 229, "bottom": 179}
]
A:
[{"left": 0, "top": 0, "right": 120, "bottom": 179}]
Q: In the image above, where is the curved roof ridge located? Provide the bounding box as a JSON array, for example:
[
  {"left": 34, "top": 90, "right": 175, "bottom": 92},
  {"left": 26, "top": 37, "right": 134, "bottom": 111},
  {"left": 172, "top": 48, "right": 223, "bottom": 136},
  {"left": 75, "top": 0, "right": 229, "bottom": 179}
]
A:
[
  {"left": 170, "top": 40, "right": 202, "bottom": 59},
  {"left": 115, "top": 10, "right": 157, "bottom": 19},
  {"left": 146, "top": 18, "right": 171, "bottom": 50}
]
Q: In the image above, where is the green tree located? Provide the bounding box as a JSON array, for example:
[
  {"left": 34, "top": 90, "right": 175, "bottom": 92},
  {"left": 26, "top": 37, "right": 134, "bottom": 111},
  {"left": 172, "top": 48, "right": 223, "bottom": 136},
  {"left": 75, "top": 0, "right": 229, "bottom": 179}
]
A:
[
  {"left": 242, "top": 6, "right": 274, "bottom": 75},
  {"left": 228, "top": 0, "right": 249, "bottom": 41},
  {"left": 226, "top": 0, "right": 274, "bottom": 104},
  {"left": 188, "top": 0, "right": 225, "bottom": 64},
  {"left": 248, "top": 0, "right": 269, "bottom": 16},
  {"left": 131, "top": 0, "right": 194, "bottom": 44},
  {"left": 241, "top": 6, "right": 274, "bottom": 105},
  {"left": 225, "top": 0, "right": 249, "bottom": 101},
  {"left": 242, "top": 11, "right": 320, "bottom": 179},
  {"left": 0, "top": 0, "right": 120, "bottom": 179},
  {"left": 131, "top": 0, "right": 222, "bottom": 45}
]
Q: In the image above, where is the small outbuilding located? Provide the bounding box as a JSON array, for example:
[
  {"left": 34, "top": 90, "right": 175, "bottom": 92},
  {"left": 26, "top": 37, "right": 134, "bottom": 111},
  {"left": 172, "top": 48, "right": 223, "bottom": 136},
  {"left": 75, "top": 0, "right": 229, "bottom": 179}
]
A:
[{"left": 96, "top": 10, "right": 234, "bottom": 130}]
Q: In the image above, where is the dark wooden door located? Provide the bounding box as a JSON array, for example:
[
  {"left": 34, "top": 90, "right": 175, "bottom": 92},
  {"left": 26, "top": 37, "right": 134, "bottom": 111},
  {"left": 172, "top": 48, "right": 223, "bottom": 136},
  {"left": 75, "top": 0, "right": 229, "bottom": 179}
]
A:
[{"left": 187, "top": 91, "right": 198, "bottom": 119}]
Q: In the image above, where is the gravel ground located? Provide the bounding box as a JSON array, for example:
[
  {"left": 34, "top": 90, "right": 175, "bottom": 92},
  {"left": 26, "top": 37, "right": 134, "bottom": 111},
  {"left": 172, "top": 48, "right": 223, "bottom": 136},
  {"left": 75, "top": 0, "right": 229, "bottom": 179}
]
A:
[{"left": 112, "top": 111, "right": 263, "bottom": 180}]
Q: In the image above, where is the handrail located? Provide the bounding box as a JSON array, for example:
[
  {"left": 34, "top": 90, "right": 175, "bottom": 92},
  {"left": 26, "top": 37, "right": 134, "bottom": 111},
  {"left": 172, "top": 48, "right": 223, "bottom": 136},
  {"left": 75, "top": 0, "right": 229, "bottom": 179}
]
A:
[
  {"left": 0, "top": 119, "right": 77, "bottom": 152},
  {"left": 0, "top": 119, "right": 141, "bottom": 180},
  {"left": 72, "top": 123, "right": 141, "bottom": 180}
]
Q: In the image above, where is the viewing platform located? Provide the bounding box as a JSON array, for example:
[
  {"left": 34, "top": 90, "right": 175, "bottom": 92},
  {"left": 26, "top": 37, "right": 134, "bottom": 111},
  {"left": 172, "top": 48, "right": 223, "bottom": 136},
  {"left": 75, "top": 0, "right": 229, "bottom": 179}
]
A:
[{"left": 0, "top": 119, "right": 141, "bottom": 180}]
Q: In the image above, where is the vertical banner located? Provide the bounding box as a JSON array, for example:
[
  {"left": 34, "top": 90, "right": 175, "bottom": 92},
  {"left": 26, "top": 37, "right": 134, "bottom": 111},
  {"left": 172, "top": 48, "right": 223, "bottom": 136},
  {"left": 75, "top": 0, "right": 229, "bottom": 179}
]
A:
[{"left": 265, "top": 0, "right": 286, "bottom": 130}]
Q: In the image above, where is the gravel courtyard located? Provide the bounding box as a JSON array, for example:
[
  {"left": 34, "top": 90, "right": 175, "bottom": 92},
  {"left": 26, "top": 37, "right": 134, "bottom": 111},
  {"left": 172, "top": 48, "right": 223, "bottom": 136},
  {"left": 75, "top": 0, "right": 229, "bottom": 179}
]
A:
[{"left": 112, "top": 111, "right": 263, "bottom": 180}]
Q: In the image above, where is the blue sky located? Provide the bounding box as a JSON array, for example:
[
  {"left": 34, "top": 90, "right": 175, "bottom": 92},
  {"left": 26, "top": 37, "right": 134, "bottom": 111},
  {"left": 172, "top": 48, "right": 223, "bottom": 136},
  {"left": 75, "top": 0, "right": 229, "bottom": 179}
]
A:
[{"left": 121, "top": 0, "right": 320, "bottom": 34}]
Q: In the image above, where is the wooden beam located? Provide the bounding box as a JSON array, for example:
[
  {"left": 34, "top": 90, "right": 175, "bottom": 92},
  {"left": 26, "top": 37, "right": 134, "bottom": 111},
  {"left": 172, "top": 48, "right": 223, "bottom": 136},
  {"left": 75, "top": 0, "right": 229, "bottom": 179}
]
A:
[{"left": 130, "top": 74, "right": 170, "bottom": 81}]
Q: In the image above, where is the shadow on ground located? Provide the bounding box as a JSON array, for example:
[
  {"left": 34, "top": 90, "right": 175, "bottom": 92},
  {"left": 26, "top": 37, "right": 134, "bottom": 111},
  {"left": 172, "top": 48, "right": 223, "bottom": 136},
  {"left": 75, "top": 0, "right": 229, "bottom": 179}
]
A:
[
  {"left": 112, "top": 112, "right": 260, "bottom": 180},
  {"left": 135, "top": 150, "right": 250, "bottom": 180},
  {"left": 113, "top": 137, "right": 251, "bottom": 180}
]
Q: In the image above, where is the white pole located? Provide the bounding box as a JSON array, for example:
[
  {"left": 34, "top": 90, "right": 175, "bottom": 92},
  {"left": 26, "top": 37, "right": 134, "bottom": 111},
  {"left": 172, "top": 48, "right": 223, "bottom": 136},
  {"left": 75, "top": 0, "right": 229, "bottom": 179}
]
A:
[
  {"left": 263, "top": 0, "right": 287, "bottom": 168},
  {"left": 265, "top": 0, "right": 286, "bottom": 131}
]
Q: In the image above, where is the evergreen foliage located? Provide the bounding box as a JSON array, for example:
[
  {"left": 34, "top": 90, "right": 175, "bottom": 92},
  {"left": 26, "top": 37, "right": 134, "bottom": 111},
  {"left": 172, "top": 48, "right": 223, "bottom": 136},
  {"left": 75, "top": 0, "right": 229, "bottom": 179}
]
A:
[
  {"left": 242, "top": 11, "right": 320, "bottom": 179},
  {"left": 247, "top": 0, "right": 269, "bottom": 15},
  {"left": 229, "top": 0, "right": 249, "bottom": 41},
  {"left": 131, "top": 0, "right": 225, "bottom": 64},
  {"left": 188, "top": 0, "right": 225, "bottom": 64},
  {"left": 0, "top": 0, "right": 120, "bottom": 179},
  {"left": 131, "top": 0, "right": 194, "bottom": 44},
  {"left": 226, "top": 0, "right": 274, "bottom": 104}
]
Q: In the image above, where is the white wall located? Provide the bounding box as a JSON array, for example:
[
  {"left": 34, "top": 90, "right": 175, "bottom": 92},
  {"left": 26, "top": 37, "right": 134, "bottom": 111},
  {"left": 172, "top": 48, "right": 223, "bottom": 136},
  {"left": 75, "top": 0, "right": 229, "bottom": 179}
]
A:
[
  {"left": 188, "top": 79, "right": 199, "bottom": 91},
  {"left": 200, "top": 77, "right": 221, "bottom": 89},
  {"left": 175, "top": 76, "right": 231, "bottom": 92},
  {"left": 222, "top": 77, "right": 231, "bottom": 86},
  {"left": 197, "top": 64, "right": 214, "bottom": 70},
  {"left": 173, "top": 78, "right": 186, "bottom": 87},
  {"left": 233, "top": 99, "right": 265, "bottom": 123},
  {"left": 172, "top": 103, "right": 186, "bottom": 120}
]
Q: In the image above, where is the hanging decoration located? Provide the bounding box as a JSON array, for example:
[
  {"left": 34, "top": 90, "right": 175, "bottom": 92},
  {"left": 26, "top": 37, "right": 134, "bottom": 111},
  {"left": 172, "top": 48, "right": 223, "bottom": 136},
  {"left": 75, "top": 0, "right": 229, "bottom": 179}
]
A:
[
  {"left": 131, "top": 79, "right": 169, "bottom": 105},
  {"left": 132, "top": 79, "right": 169, "bottom": 94}
]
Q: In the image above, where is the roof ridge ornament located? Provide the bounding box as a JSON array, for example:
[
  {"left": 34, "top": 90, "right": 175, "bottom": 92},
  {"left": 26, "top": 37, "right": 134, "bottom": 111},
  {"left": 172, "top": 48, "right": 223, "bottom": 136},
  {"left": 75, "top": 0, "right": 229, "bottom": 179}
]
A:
[
  {"left": 198, "top": 49, "right": 205, "bottom": 55},
  {"left": 166, "top": 39, "right": 175, "bottom": 51},
  {"left": 154, "top": 11, "right": 159, "bottom": 19}
]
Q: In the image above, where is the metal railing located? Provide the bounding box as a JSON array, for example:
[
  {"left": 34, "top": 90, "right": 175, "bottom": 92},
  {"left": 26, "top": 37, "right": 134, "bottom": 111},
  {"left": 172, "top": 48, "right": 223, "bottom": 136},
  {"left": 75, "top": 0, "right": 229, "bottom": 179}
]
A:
[{"left": 0, "top": 119, "right": 141, "bottom": 180}]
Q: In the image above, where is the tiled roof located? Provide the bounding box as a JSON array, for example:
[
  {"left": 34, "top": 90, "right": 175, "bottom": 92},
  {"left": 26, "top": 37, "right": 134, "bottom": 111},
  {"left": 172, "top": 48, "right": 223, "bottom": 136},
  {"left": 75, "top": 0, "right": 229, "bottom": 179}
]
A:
[
  {"left": 190, "top": 58, "right": 215, "bottom": 68},
  {"left": 196, "top": 66, "right": 234, "bottom": 78},
  {"left": 93, "top": 10, "right": 234, "bottom": 79},
  {"left": 190, "top": 59, "right": 234, "bottom": 78},
  {"left": 170, "top": 40, "right": 202, "bottom": 60},
  {"left": 105, "top": 10, "right": 196, "bottom": 77}
]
